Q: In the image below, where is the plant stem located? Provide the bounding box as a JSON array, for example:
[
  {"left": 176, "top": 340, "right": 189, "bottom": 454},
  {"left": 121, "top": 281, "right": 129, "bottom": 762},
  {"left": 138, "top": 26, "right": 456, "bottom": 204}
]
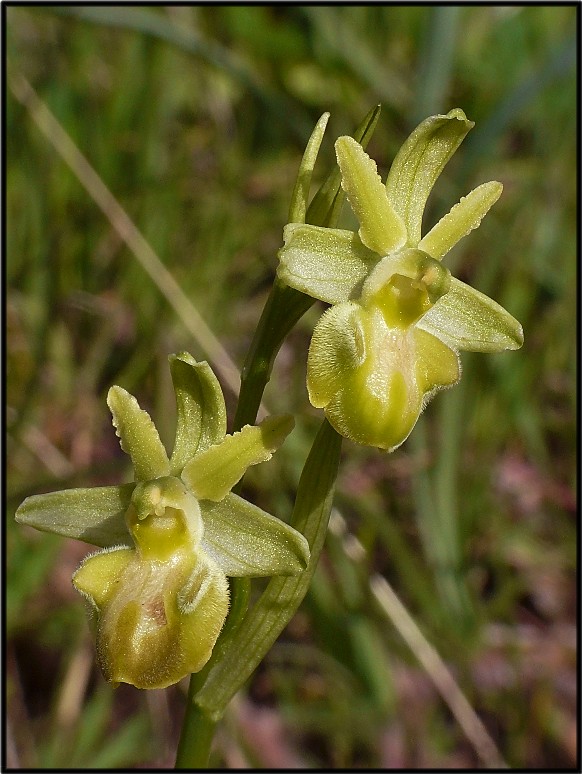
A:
[
  {"left": 234, "top": 278, "right": 314, "bottom": 431},
  {"left": 175, "top": 282, "right": 312, "bottom": 769},
  {"left": 174, "top": 104, "right": 380, "bottom": 767},
  {"left": 195, "top": 419, "right": 342, "bottom": 719},
  {"left": 175, "top": 670, "right": 216, "bottom": 769}
]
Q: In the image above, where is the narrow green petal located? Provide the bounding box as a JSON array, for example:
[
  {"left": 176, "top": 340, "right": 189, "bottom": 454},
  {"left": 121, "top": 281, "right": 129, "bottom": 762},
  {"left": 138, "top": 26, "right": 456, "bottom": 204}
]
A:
[
  {"left": 335, "top": 136, "right": 407, "bottom": 255},
  {"left": 169, "top": 353, "right": 227, "bottom": 476},
  {"left": 200, "top": 493, "right": 309, "bottom": 577},
  {"left": 417, "top": 276, "right": 524, "bottom": 352},
  {"left": 277, "top": 223, "right": 378, "bottom": 304},
  {"left": 288, "top": 112, "right": 330, "bottom": 224},
  {"left": 419, "top": 181, "right": 503, "bottom": 260},
  {"left": 107, "top": 387, "right": 170, "bottom": 481},
  {"left": 15, "top": 484, "right": 134, "bottom": 547},
  {"left": 385, "top": 109, "right": 474, "bottom": 246},
  {"left": 307, "top": 302, "right": 366, "bottom": 408},
  {"left": 307, "top": 103, "right": 382, "bottom": 228},
  {"left": 182, "top": 415, "right": 294, "bottom": 502}
]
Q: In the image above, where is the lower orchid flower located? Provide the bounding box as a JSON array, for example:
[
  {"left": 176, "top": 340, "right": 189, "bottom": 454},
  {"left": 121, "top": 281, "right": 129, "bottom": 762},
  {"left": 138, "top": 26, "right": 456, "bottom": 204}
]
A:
[{"left": 16, "top": 352, "right": 309, "bottom": 689}]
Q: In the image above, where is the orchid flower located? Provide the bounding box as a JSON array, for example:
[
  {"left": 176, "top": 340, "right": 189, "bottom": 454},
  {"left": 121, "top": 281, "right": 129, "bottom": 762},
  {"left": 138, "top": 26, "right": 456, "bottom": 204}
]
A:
[
  {"left": 278, "top": 109, "right": 523, "bottom": 450},
  {"left": 16, "top": 353, "right": 308, "bottom": 689}
]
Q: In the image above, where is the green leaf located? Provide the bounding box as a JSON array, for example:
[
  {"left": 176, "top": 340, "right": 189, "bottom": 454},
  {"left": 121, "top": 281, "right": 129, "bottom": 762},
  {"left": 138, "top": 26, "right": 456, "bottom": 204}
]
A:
[
  {"left": 307, "top": 103, "right": 382, "bottom": 228},
  {"left": 385, "top": 109, "right": 474, "bottom": 246},
  {"left": 15, "top": 484, "right": 134, "bottom": 547},
  {"left": 182, "top": 415, "right": 294, "bottom": 502},
  {"left": 419, "top": 181, "right": 503, "bottom": 260},
  {"left": 201, "top": 493, "right": 309, "bottom": 577},
  {"left": 288, "top": 112, "right": 330, "bottom": 224},
  {"left": 418, "top": 276, "right": 524, "bottom": 352},
  {"left": 335, "top": 136, "right": 407, "bottom": 255},
  {"left": 107, "top": 386, "right": 170, "bottom": 480},
  {"left": 194, "top": 420, "right": 342, "bottom": 720},
  {"left": 169, "top": 353, "right": 227, "bottom": 475},
  {"left": 277, "top": 223, "right": 378, "bottom": 304}
]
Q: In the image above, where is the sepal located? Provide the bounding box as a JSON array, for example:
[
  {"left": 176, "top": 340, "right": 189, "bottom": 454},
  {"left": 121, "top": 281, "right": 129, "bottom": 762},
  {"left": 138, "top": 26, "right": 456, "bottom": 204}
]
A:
[
  {"left": 15, "top": 484, "right": 134, "bottom": 548},
  {"left": 417, "top": 276, "right": 524, "bottom": 352},
  {"left": 277, "top": 223, "right": 378, "bottom": 304},
  {"left": 169, "top": 353, "right": 227, "bottom": 475},
  {"left": 201, "top": 493, "right": 310, "bottom": 577},
  {"left": 385, "top": 109, "right": 474, "bottom": 245}
]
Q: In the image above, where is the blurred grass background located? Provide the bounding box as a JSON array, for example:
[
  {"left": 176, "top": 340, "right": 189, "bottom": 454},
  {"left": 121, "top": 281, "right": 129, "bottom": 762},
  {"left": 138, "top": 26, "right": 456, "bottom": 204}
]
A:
[{"left": 6, "top": 5, "right": 577, "bottom": 769}]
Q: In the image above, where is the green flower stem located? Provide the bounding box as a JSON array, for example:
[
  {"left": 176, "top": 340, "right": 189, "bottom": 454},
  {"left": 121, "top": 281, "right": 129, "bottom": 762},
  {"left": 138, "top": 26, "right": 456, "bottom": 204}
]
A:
[
  {"left": 233, "top": 278, "right": 314, "bottom": 432},
  {"left": 194, "top": 419, "right": 342, "bottom": 719},
  {"left": 175, "top": 575, "right": 251, "bottom": 768},
  {"left": 174, "top": 669, "right": 216, "bottom": 769}
]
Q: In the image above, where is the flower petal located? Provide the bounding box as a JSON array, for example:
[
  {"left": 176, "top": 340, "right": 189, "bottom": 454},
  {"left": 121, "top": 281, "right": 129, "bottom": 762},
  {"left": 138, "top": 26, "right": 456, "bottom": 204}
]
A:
[
  {"left": 173, "top": 557, "right": 230, "bottom": 681},
  {"left": 277, "top": 223, "right": 378, "bottom": 304},
  {"left": 15, "top": 484, "right": 134, "bottom": 547},
  {"left": 335, "top": 136, "right": 407, "bottom": 255},
  {"left": 288, "top": 111, "right": 330, "bottom": 224},
  {"left": 417, "top": 276, "right": 524, "bottom": 352},
  {"left": 107, "top": 386, "right": 170, "bottom": 481},
  {"left": 308, "top": 307, "right": 460, "bottom": 451},
  {"left": 307, "top": 103, "right": 382, "bottom": 227},
  {"left": 169, "top": 353, "right": 227, "bottom": 476},
  {"left": 419, "top": 181, "right": 503, "bottom": 260},
  {"left": 182, "top": 415, "right": 294, "bottom": 502},
  {"left": 201, "top": 493, "right": 309, "bottom": 577},
  {"left": 385, "top": 109, "right": 474, "bottom": 246},
  {"left": 307, "top": 302, "right": 366, "bottom": 408},
  {"left": 73, "top": 546, "right": 134, "bottom": 608},
  {"left": 323, "top": 366, "right": 420, "bottom": 452},
  {"left": 317, "top": 317, "right": 424, "bottom": 451},
  {"left": 75, "top": 546, "right": 229, "bottom": 689},
  {"left": 413, "top": 328, "right": 460, "bottom": 394}
]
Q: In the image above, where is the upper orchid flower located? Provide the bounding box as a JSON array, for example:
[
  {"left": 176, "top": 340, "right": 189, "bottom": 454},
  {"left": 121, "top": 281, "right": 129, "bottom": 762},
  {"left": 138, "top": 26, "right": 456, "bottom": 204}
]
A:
[
  {"left": 16, "top": 352, "right": 309, "bottom": 689},
  {"left": 278, "top": 109, "right": 523, "bottom": 451}
]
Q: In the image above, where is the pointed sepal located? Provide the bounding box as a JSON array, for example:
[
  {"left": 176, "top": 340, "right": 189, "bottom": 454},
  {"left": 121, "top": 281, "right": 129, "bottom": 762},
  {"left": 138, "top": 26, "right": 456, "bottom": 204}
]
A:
[
  {"left": 418, "top": 276, "right": 524, "bottom": 352},
  {"left": 385, "top": 109, "right": 474, "bottom": 245},
  {"left": 201, "top": 493, "right": 310, "bottom": 577},
  {"left": 15, "top": 484, "right": 134, "bottom": 547},
  {"left": 277, "top": 223, "right": 378, "bottom": 304},
  {"left": 169, "top": 353, "right": 227, "bottom": 475}
]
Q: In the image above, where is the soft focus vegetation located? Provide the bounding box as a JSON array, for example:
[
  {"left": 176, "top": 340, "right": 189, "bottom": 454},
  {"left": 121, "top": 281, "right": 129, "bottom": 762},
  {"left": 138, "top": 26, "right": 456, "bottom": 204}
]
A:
[{"left": 6, "top": 5, "right": 576, "bottom": 769}]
